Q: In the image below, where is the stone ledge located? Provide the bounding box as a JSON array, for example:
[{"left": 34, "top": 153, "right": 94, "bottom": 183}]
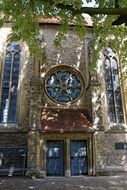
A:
[
  {"left": 0, "top": 125, "right": 28, "bottom": 132},
  {"left": 105, "top": 124, "right": 127, "bottom": 133},
  {"left": 95, "top": 170, "right": 127, "bottom": 176},
  {"left": 94, "top": 124, "right": 127, "bottom": 133}
]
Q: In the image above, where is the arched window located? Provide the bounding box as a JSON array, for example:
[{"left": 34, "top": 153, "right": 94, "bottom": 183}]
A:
[
  {"left": 103, "top": 47, "right": 124, "bottom": 124},
  {"left": 0, "top": 42, "right": 21, "bottom": 124}
]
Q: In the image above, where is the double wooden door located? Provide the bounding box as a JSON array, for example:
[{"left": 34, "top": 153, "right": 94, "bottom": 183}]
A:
[{"left": 46, "top": 140, "right": 88, "bottom": 176}]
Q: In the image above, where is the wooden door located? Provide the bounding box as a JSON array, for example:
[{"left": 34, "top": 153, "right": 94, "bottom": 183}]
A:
[
  {"left": 46, "top": 140, "right": 64, "bottom": 176},
  {"left": 70, "top": 140, "right": 87, "bottom": 176}
]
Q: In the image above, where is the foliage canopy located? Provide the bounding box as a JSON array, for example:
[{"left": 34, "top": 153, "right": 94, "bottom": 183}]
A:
[{"left": 0, "top": 0, "right": 127, "bottom": 76}]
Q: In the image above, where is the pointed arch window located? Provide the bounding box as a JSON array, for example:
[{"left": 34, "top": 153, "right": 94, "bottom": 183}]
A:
[
  {"left": 104, "top": 47, "right": 124, "bottom": 124},
  {"left": 0, "top": 42, "right": 21, "bottom": 124}
]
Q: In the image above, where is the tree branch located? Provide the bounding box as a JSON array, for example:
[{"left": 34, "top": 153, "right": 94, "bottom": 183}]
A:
[
  {"left": 56, "top": 3, "right": 127, "bottom": 16},
  {"left": 79, "top": 7, "right": 127, "bottom": 16}
]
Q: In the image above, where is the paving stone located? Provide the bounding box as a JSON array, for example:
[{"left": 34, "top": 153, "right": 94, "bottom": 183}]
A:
[{"left": 0, "top": 176, "right": 127, "bottom": 190}]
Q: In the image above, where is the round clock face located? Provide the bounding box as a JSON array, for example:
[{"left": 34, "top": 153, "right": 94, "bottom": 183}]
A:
[{"left": 44, "top": 66, "right": 84, "bottom": 104}]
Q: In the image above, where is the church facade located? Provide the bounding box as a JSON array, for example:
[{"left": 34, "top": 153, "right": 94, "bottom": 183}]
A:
[{"left": 0, "top": 19, "right": 127, "bottom": 177}]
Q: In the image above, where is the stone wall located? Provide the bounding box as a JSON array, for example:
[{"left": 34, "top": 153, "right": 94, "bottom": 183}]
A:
[
  {"left": 0, "top": 132, "right": 27, "bottom": 147},
  {"left": 26, "top": 24, "right": 93, "bottom": 176},
  {"left": 18, "top": 45, "right": 33, "bottom": 127},
  {"left": 29, "top": 24, "right": 93, "bottom": 131},
  {"left": 91, "top": 45, "right": 127, "bottom": 175},
  {"left": 95, "top": 131, "right": 127, "bottom": 175},
  {"left": 39, "top": 24, "right": 92, "bottom": 109}
]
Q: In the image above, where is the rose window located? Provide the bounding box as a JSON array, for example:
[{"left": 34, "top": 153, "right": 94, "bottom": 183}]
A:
[{"left": 44, "top": 66, "right": 84, "bottom": 104}]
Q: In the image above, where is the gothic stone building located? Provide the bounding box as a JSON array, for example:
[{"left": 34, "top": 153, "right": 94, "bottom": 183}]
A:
[{"left": 0, "top": 18, "right": 127, "bottom": 177}]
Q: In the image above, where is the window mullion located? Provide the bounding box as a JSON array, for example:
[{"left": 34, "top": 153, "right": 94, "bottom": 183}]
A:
[
  {"left": 115, "top": 65, "right": 124, "bottom": 123},
  {"left": 7, "top": 52, "right": 14, "bottom": 123}
]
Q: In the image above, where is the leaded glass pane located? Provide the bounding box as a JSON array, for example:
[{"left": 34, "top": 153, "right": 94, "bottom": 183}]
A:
[
  {"left": 104, "top": 47, "right": 124, "bottom": 124},
  {"left": 109, "top": 114, "right": 116, "bottom": 123},
  {"left": 45, "top": 66, "right": 84, "bottom": 104},
  {"left": 0, "top": 42, "right": 20, "bottom": 124},
  {"left": 117, "top": 114, "right": 124, "bottom": 123},
  {"left": 7, "top": 42, "right": 20, "bottom": 52}
]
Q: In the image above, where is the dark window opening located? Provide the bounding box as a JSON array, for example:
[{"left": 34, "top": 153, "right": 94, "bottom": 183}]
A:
[
  {"left": 104, "top": 47, "right": 124, "bottom": 124},
  {"left": 0, "top": 42, "right": 21, "bottom": 124}
]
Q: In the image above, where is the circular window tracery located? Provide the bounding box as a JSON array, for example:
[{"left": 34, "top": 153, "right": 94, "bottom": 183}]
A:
[{"left": 44, "top": 66, "right": 84, "bottom": 104}]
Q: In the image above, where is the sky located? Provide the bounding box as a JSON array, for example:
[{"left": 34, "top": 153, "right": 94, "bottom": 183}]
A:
[{"left": 83, "top": 0, "right": 96, "bottom": 7}]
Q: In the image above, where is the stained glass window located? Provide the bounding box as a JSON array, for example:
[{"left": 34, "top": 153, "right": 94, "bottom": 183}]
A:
[
  {"left": 0, "top": 42, "right": 21, "bottom": 124},
  {"left": 104, "top": 47, "right": 124, "bottom": 123},
  {"left": 45, "top": 66, "right": 84, "bottom": 104}
]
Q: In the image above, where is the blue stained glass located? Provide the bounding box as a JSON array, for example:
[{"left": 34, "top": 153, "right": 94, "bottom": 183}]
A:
[
  {"left": 12, "top": 82, "right": 18, "bottom": 88},
  {"left": 4, "top": 55, "right": 12, "bottom": 81},
  {"left": 11, "top": 87, "right": 17, "bottom": 95},
  {"left": 5, "top": 56, "right": 12, "bottom": 62},
  {"left": 104, "top": 47, "right": 124, "bottom": 124},
  {"left": 14, "top": 53, "right": 20, "bottom": 62},
  {"left": 71, "top": 75, "right": 80, "bottom": 86},
  {"left": 13, "top": 44, "right": 20, "bottom": 51},
  {"left": 58, "top": 71, "right": 70, "bottom": 83},
  {"left": 13, "top": 63, "right": 19, "bottom": 69},
  {"left": 75, "top": 87, "right": 81, "bottom": 93},
  {"left": 12, "top": 68, "right": 19, "bottom": 75},
  {"left": 4, "top": 67, "right": 11, "bottom": 74},
  {"left": 55, "top": 79, "right": 60, "bottom": 85},
  {"left": 0, "top": 42, "right": 20, "bottom": 124},
  {"left": 2, "top": 81, "right": 10, "bottom": 87},
  {"left": 7, "top": 42, "right": 20, "bottom": 52},
  {"left": 3, "top": 74, "right": 10, "bottom": 81},
  {"left": 2, "top": 89, "right": 9, "bottom": 95},
  {"left": 12, "top": 75, "right": 19, "bottom": 81},
  {"left": 5, "top": 53, "right": 12, "bottom": 61},
  {"left": 10, "top": 101, "right": 17, "bottom": 108},
  {"left": 67, "top": 87, "right": 72, "bottom": 94},
  {"left": 47, "top": 87, "right": 57, "bottom": 98},
  {"left": 8, "top": 112, "right": 16, "bottom": 123},
  {"left": 57, "top": 95, "right": 70, "bottom": 103},
  {"left": 105, "top": 76, "right": 111, "bottom": 82},
  {"left": 0, "top": 115, "right": 7, "bottom": 123},
  {"left": 61, "top": 90, "right": 68, "bottom": 96},
  {"left": 4, "top": 62, "right": 11, "bottom": 72},
  {"left": 55, "top": 87, "right": 61, "bottom": 92},
  {"left": 71, "top": 89, "right": 78, "bottom": 99},
  {"left": 47, "top": 74, "right": 57, "bottom": 85},
  {"left": 107, "top": 83, "right": 113, "bottom": 90},
  {"left": 10, "top": 95, "right": 17, "bottom": 102},
  {"left": 1, "top": 100, "right": 8, "bottom": 107},
  {"left": 109, "top": 115, "right": 116, "bottom": 123},
  {"left": 45, "top": 67, "right": 83, "bottom": 104},
  {"left": 118, "top": 115, "right": 124, "bottom": 123}
]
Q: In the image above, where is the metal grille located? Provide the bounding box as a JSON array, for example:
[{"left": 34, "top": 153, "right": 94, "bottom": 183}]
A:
[{"left": 0, "top": 147, "right": 27, "bottom": 176}]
